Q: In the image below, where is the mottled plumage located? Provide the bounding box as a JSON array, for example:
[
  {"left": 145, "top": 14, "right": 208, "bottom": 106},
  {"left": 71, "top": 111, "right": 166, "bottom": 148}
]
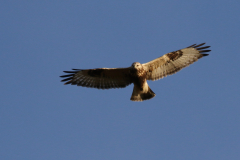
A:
[{"left": 60, "top": 43, "right": 211, "bottom": 101}]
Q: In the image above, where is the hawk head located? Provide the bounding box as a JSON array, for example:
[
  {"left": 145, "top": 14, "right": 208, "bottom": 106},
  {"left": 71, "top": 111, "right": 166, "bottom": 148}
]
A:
[{"left": 131, "top": 62, "right": 143, "bottom": 70}]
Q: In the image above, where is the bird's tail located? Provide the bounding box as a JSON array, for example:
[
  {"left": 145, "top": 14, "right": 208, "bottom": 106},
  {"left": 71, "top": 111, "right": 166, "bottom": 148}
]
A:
[{"left": 130, "top": 82, "right": 156, "bottom": 101}]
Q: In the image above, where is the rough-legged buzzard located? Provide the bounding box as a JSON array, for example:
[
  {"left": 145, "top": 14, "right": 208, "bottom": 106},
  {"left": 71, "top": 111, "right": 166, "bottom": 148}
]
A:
[{"left": 60, "top": 43, "right": 210, "bottom": 101}]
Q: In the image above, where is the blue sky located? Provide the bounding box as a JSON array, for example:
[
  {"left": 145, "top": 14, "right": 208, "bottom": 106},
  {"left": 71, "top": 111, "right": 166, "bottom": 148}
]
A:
[{"left": 1, "top": 1, "right": 240, "bottom": 159}]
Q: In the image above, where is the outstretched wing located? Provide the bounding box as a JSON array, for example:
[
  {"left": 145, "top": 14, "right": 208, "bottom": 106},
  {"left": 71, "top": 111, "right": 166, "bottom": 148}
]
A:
[
  {"left": 60, "top": 68, "right": 133, "bottom": 89},
  {"left": 143, "top": 43, "right": 211, "bottom": 81}
]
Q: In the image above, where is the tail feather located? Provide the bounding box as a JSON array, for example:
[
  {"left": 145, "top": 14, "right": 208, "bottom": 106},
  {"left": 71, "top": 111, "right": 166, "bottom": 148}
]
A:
[{"left": 130, "top": 83, "right": 156, "bottom": 101}]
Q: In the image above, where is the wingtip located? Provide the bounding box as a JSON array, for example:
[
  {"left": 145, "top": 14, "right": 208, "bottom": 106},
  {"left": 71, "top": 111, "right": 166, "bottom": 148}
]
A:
[
  {"left": 202, "top": 54, "right": 209, "bottom": 57},
  {"left": 193, "top": 43, "right": 206, "bottom": 48},
  {"left": 187, "top": 44, "right": 197, "bottom": 48},
  {"left": 64, "top": 81, "right": 72, "bottom": 85},
  {"left": 200, "top": 49, "right": 211, "bottom": 53}
]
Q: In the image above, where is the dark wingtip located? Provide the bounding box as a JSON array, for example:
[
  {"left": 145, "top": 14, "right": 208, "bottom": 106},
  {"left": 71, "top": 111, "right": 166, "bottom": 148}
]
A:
[
  {"left": 60, "top": 74, "right": 75, "bottom": 78},
  {"left": 63, "top": 71, "right": 77, "bottom": 73},
  {"left": 202, "top": 54, "right": 209, "bottom": 57},
  {"left": 193, "top": 43, "right": 205, "bottom": 48},
  {"left": 196, "top": 46, "right": 210, "bottom": 50},
  {"left": 60, "top": 69, "right": 81, "bottom": 85},
  {"left": 199, "top": 49, "right": 211, "bottom": 53},
  {"left": 188, "top": 43, "right": 211, "bottom": 54},
  {"left": 64, "top": 81, "right": 72, "bottom": 85},
  {"left": 61, "top": 77, "right": 72, "bottom": 82},
  {"left": 187, "top": 44, "right": 197, "bottom": 48}
]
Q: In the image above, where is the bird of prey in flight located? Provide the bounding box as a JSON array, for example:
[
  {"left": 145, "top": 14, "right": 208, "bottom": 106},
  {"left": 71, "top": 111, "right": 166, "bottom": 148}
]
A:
[{"left": 60, "top": 43, "right": 210, "bottom": 101}]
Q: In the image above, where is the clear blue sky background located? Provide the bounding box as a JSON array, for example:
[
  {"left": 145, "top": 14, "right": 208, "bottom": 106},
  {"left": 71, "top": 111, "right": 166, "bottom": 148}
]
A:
[{"left": 1, "top": 1, "right": 240, "bottom": 160}]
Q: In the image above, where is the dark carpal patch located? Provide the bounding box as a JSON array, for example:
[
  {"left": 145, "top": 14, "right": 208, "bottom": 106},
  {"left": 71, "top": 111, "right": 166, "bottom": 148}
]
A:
[
  {"left": 167, "top": 50, "right": 183, "bottom": 61},
  {"left": 88, "top": 69, "right": 104, "bottom": 77},
  {"left": 148, "top": 66, "right": 154, "bottom": 73}
]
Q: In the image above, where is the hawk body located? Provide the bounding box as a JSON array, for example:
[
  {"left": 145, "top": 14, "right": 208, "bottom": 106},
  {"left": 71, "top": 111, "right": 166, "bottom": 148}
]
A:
[
  {"left": 60, "top": 43, "right": 211, "bottom": 101},
  {"left": 129, "top": 62, "right": 156, "bottom": 101}
]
